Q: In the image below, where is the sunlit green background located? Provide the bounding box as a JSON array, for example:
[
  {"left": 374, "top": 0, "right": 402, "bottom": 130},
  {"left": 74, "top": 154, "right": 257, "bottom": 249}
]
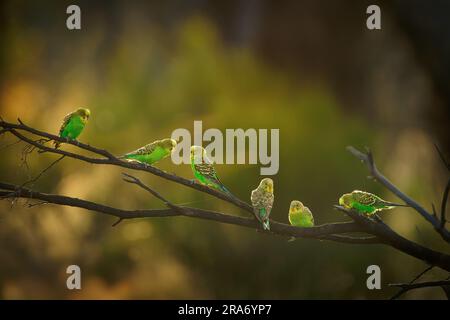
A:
[{"left": 0, "top": 0, "right": 449, "bottom": 299}]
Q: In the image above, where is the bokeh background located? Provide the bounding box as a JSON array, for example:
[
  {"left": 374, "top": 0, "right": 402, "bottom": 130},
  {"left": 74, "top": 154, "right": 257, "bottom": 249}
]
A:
[{"left": 0, "top": 0, "right": 449, "bottom": 299}]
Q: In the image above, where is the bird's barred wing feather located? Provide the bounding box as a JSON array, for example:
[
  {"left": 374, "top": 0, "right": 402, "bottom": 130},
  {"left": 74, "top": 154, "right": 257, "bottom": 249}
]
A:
[
  {"left": 126, "top": 141, "right": 158, "bottom": 156},
  {"left": 265, "top": 193, "right": 274, "bottom": 212},
  {"left": 251, "top": 189, "right": 274, "bottom": 208},
  {"left": 251, "top": 189, "right": 273, "bottom": 227},
  {"left": 194, "top": 162, "right": 219, "bottom": 181},
  {"left": 250, "top": 189, "right": 263, "bottom": 217},
  {"left": 250, "top": 189, "right": 261, "bottom": 208},
  {"left": 353, "top": 191, "right": 376, "bottom": 205}
]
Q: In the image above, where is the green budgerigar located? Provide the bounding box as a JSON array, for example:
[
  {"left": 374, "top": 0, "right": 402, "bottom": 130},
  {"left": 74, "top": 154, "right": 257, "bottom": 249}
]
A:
[
  {"left": 55, "top": 107, "right": 90, "bottom": 148},
  {"left": 289, "top": 200, "right": 314, "bottom": 227},
  {"left": 251, "top": 178, "right": 274, "bottom": 231},
  {"left": 119, "top": 138, "right": 177, "bottom": 165},
  {"left": 190, "top": 146, "right": 231, "bottom": 194},
  {"left": 339, "top": 190, "right": 407, "bottom": 215}
]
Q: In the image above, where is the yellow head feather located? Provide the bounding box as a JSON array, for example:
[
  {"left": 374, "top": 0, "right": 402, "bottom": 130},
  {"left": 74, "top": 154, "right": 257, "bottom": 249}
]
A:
[
  {"left": 75, "top": 107, "right": 90, "bottom": 121},
  {"left": 258, "top": 178, "right": 274, "bottom": 193}
]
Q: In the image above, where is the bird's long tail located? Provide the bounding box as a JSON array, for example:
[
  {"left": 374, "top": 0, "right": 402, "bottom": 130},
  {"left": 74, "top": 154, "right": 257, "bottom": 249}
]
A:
[
  {"left": 218, "top": 184, "right": 241, "bottom": 202},
  {"left": 262, "top": 219, "right": 270, "bottom": 231},
  {"left": 219, "top": 184, "right": 232, "bottom": 195},
  {"left": 383, "top": 201, "right": 409, "bottom": 207}
]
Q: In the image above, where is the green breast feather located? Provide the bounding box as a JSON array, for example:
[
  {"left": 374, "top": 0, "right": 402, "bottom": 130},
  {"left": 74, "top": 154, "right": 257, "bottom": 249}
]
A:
[{"left": 60, "top": 115, "right": 86, "bottom": 140}]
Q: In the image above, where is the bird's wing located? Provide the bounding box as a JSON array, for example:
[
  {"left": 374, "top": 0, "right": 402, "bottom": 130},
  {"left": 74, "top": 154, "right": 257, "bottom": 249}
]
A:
[
  {"left": 250, "top": 189, "right": 263, "bottom": 217},
  {"left": 354, "top": 191, "right": 376, "bottom": 205},
  {"left": 250, "top": 189, "right": 258, "bottom": 206},
  {"left": 142, "top": 142, "right": 159, "bottom": 154},
  {"left": 194, "top": 161, "right": 218, "bottom": 181},
  {"left": 305, "top": 207, "right": 314, "bottom": 223},
  {"left": 127, "top": 141, "right": 158, "bottom": 156},
  {"left": 266, "top": 192, "right": 274, "bottom": 211},
  {"left": 257, "top": 193, "right": 273, "bottom": 220},
  {"left": 59, "top": 112, "right": 75, "bottom": 136}
]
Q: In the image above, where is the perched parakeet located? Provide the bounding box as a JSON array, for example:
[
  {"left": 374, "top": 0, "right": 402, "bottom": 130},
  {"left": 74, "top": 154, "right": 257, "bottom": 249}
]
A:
[
  {"left": 289, "top": 200, "right": 314, "bottom": 227},
  {"left": 54, "top": 107, "right": 90, "bottom": 148},
  {"left": 339, "top": 190, "right": 407, "bottom": 215},
  {"left": 190, "top": 146, "right": 231, "bottom": 194},
  {"left": 119, "top": 138, "right": 177, "bottom": 165},
  {"left": 251, "top": 178, "right": 274, "bottom": 231}
]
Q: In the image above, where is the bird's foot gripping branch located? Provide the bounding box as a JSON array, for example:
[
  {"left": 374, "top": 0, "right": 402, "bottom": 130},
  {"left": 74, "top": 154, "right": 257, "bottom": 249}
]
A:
[{"left": 0, "top": 118, "right": 449, "bottom": 298}]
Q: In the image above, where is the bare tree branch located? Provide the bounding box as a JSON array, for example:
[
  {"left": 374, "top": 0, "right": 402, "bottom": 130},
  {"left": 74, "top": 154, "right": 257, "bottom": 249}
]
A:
[
  {"left": 120, "top": 173, "right": 380, "bottom": 244},
  {"left": 0, "top": 182, "right": 376, "bottom": 244},
  {"left": 346, "top": 146, "right": 450, "bottom": 243},
  {"left": 1, "top": 119, "right": 449, "bottom": 280},
  {"left": 0, "top": 183, "right": 176, "bottom": 220},
  {"left": 0, "top": 119, "right": 252, "bottom": 213},
  {"left": 389, "top": 280, "right": 450, "bottom": 298}
]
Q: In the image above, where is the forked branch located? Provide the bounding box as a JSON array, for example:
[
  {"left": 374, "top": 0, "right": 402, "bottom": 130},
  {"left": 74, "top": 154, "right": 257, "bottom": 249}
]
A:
[{"left": 346, "top": 146, "right": 450, "bottom": 243}]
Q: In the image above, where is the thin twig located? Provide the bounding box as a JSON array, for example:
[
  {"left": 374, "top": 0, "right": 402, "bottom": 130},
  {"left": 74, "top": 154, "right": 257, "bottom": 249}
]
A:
[
  {"left": 432, "top": 203, "right": 437, "bottom": 217},
  {"left": 389, "top": 279, "right": 450, "bottom": 297},
  {"left": 0, "top": 137, "right": 21, "bottom": 151},
  {"left": 122, "top": 173, "right": 178, "bottom": 210},
  {"left": 434, "top": 143, "right": 449, "bottom": 171},
  {"left": 410, "top": 265, "right": 434, "bottom": 284},
  {"left": 111, "top": 218, "right": 124, "bottom": 227},
  {"left": 390, "top": 265, "right": 434, "bottom": 300},
  {"left": 21, "top": 155, "right": 66, "bottom": 188}
]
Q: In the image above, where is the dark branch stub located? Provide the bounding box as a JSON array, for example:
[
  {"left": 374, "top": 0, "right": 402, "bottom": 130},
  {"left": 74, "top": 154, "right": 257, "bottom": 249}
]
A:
[{"left": 112, "top": 218, "right": 124, "bottom": 227}]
